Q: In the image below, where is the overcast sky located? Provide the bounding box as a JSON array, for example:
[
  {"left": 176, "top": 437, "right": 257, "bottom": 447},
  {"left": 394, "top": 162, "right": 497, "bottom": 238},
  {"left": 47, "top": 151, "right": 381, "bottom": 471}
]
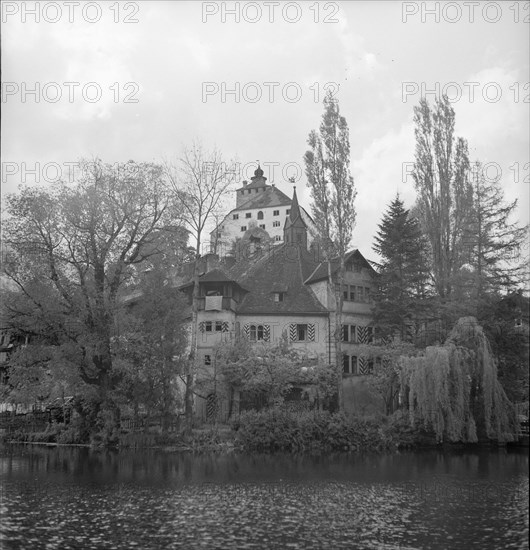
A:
[{"left": 1, "top": 1, "right": 528, "bottom": 259}]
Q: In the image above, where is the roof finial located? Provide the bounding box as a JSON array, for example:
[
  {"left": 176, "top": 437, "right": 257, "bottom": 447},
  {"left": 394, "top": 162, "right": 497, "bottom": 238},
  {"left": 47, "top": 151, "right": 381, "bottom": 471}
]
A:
[{"left": 254, "top": 162, "right": 264, "bottom": 178}]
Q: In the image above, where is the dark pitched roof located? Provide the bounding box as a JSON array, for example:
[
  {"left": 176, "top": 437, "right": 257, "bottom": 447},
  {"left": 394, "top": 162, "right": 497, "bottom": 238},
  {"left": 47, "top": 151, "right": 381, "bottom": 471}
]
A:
[
  {"left": 234, "top": 185, "right": 291, "bottom": 211},
  {"left": 227, "top": 243, "right": 328, "bottom": 315},
  {"left": 178, "top": 268, "right": 248, "bottom": 291},
  {"left": 305, "top": 249, "right": 376, "bottom": 284}
]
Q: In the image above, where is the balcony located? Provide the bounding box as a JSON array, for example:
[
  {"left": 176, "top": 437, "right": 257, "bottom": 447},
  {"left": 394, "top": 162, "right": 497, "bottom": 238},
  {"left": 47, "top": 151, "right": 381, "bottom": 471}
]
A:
[{"left": 198, "top": 296, "right": 237, "bottom": 312}]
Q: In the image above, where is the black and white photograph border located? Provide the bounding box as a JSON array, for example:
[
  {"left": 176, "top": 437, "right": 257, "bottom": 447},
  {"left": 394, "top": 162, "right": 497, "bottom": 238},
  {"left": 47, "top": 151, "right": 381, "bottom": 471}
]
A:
[{"left": 0, "top": 2, "right": 529, "bottom": 549}]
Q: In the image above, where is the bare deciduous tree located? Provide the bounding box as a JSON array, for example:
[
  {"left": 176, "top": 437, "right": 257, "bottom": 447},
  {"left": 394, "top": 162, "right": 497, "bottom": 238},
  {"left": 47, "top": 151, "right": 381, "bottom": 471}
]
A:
[{"left": 164, "top": 142, "right": 237, "bottom": 427}]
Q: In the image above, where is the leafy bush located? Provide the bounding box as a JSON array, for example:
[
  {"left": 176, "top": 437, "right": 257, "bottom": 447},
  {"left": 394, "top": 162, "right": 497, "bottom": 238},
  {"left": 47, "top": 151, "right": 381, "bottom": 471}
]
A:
[{"left": 233, "top": 407, "right": 421, "bottom": 452}]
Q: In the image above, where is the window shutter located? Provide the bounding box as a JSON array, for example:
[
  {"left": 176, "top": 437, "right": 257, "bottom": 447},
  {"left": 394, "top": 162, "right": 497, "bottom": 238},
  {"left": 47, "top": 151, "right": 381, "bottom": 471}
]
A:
[
  {"left": 357, "top": 326, "right": 368, "bottom": 344},
  {"left": 222, "top": 321, "right": 229, "bottom": 333},
  {"left": 243, "top": 324, "right": 250, "bottom": 339},
  {"left": 358, "top": 356, "right": 368, "bottom": 375},
  {"left": 289, "top": 324, "right": 297, "bottom": 342},
  {"left": 308, "top": 324, "right": 316, "bottom": 342},
  {"left": 263, "top": 325, "right": 271, "bottom": 342},
  {"left": 199, "top": 322, "right": 204, "bottom": 333}
]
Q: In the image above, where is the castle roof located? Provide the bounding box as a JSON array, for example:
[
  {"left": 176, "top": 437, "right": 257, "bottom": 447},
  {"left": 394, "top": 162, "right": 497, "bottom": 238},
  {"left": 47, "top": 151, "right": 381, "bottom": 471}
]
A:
[{"left": 233, "top": 185, "right": 291, "bottom": 211}]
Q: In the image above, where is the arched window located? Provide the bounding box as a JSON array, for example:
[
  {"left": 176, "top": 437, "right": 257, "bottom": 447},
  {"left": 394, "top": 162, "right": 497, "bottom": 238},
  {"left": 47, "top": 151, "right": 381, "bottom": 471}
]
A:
[{"left": 257, "top": 211, "right": 264, "bottom": 220}]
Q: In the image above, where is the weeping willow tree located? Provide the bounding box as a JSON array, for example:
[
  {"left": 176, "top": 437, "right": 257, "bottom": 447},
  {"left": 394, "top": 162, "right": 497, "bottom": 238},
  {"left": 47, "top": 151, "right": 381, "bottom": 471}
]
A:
[{"left": 399, "top": 317, "right": 516, "bottom": 443}]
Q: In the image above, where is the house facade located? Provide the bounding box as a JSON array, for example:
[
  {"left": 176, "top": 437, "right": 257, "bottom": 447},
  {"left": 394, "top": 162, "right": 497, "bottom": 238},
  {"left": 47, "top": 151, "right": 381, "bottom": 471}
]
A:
[{"left": 185, "top": 187, "right": 379, "bottom": 418}]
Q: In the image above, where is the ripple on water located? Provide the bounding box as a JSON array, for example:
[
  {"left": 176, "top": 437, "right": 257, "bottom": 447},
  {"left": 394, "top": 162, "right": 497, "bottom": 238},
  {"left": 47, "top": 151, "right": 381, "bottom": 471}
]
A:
[{"left": 0, "top": 449, "right": 528, "bottom": 549}]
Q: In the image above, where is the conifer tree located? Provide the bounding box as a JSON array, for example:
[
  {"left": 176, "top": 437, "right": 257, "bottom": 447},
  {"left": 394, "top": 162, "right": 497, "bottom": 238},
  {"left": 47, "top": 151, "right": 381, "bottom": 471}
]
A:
[
  {"left": 464, "top": 161, "right": 528, "bottom": 302},
  {"left": 372, "top": 195, "right": 430, "bottom": 340}
]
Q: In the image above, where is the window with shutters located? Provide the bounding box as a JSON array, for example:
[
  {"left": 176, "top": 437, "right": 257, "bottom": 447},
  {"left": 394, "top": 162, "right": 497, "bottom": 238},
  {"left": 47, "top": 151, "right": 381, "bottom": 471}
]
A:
[
  {"left": 246, "top": 324, "right": 270, "bottom": 342},
  {"left": 289, "top": 323, "right": 315, "bottom": 342}
]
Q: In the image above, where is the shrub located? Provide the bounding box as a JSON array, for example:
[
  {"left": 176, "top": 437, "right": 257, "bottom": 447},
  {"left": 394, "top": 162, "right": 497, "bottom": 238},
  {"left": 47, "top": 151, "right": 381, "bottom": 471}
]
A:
[{"left": 234, "top": 407, "right": 416, "bottom": 452}]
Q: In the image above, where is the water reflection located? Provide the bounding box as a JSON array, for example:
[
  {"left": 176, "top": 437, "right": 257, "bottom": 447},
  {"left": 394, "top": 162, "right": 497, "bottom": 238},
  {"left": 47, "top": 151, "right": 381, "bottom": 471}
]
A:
[{"left": 0, "top": 445, "right": 528, "bottom": 549}]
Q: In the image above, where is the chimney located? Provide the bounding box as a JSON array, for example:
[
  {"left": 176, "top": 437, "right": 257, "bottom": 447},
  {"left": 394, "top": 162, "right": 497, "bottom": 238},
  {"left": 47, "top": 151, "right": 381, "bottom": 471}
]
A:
[{"left": 203, "top": 252, "right": 219, "bottom": 272}]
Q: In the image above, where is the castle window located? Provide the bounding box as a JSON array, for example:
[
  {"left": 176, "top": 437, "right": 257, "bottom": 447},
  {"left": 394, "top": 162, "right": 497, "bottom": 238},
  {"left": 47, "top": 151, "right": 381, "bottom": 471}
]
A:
[
  {"left": 215, "top": 321, "right": 223, "bottom": 332},
  {"left": 274, "top": 236, "right": 282, "bottom": 241},
  {"left": 273, "top": 210, "right": 279, "bottom": 216},
  {"left": 204, "top": 321, "right": 212, "bottom": 332},
  {"left": 241, "top": 226, "right": 247, "bottom": 232},
  {"left": 259, "top": 224, "right": 266, "bottom": 229},
  {"left": 286, "top": 209, "right": 290, "bottom": 215},
  {"left": 257, "top": 211, "right": 264, "bottom": 220},
  {"left": 204, "top": 355, "right": 211, "bottom": 366},
  {"left": 343, "top": 355, "right": 350, "bottom": 374},
  {"left": 246, "top": 213, "right": 252, "bottom": 218},
  {"left": 233, "top": 214, "right": 239, "bottom": 220},
  {"left": 273, "top": 221, "right": 280, "bottom": 227}
]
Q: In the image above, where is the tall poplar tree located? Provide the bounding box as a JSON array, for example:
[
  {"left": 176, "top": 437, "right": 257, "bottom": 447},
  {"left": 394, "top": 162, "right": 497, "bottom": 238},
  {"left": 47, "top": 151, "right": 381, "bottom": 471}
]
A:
[
  {"left": 304, "top": 90, "right": 357, "bottom": 410},
  {"left": 412, "top": 95, "right": 474, "bottom": 305}
]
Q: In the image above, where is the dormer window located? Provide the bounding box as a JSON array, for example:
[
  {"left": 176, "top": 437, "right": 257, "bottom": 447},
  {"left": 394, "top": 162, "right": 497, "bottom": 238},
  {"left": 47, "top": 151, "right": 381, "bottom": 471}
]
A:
[{"left": 273, "top": 292, "right": 285, "bottom": 302}]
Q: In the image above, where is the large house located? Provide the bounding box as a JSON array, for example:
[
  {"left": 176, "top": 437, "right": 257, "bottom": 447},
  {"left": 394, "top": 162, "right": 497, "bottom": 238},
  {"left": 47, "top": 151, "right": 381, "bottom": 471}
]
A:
[
  {"left": 184, "top": 186, "right": 379, "bottom": 418},
  {"left": 210, "top": 165, "right": 316, "bottom": 253}
]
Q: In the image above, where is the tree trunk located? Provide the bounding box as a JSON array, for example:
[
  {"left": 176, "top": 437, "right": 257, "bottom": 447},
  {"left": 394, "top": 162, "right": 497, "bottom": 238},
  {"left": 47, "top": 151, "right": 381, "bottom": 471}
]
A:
[{"left": 185, "top": 247, "right": 201, "bottom": 430}]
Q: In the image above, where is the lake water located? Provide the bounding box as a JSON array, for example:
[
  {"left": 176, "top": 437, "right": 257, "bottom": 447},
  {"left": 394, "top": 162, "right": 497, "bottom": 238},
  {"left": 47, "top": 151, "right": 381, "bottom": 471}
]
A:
[{"left": 0, "top": 445, "right": 527, "bottom": 549}]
